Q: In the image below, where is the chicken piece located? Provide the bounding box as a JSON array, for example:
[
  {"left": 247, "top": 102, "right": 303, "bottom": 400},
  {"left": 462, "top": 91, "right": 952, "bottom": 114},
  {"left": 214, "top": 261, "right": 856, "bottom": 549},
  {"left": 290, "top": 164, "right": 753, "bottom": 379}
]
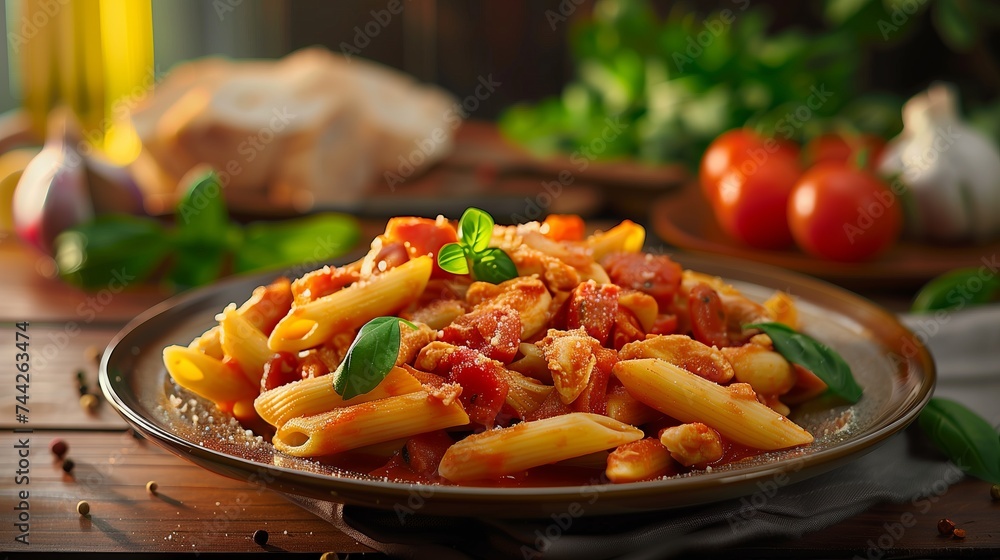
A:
[
  {"left": 536, "top": 328, "right": 601, "bottom": 404},
  {"left": 659, "top": 423, "right": 724, "bottom": 468},
  {"left": 464, "top": 276, "right": 552, "bottom": 340},
  {"left": 398, "top": 323, "right": 437, "bottom": 366},
  {"left": 619, "top": 335, "right": 734, "bottom": 384}
]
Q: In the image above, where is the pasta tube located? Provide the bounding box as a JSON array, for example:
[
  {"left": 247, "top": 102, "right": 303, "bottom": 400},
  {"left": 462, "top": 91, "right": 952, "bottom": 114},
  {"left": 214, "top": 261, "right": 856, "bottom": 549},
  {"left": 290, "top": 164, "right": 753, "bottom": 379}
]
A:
[
  {"left": 613, "top": 359, "right": 813, "bottom": 450},
  {"left": 219, "top": 304, "right": 271, "bottom": 386},
  {"left": 438, "top": 413, "right": 643, "bottom": 482},
  {"left": 268, "top": 256, "right": 432, "bottom": 353},
  {"left": 273, "top": 389, "right": 469, "bottom": 457},
  {"left": 163, "top": 345, "right": 259, "bottom": 405},
  {"left": 587, "top": 220, "right": 645, "bottom": 262},
  {"left": 254, "top": 367, "right": 423, "bottom": 428}
]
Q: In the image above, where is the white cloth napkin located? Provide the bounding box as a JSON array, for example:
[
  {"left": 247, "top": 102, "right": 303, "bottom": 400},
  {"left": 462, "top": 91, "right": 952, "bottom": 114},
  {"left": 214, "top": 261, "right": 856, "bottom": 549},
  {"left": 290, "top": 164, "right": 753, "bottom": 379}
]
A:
[{"left": 285, "top": 305, "right": 1000, "bottom": 559}]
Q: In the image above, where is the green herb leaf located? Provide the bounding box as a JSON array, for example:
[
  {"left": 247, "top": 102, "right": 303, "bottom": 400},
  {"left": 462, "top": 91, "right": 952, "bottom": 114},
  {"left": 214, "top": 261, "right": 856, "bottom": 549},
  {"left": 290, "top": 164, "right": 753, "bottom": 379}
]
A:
[
  {"left": 438, "top": 208, "right": 517, "bottom": 284},
  {"left": 919, "top": 398, "right": 1000, "bottom": 484},
  {"left": 437, "top": 243, "right": 470, "bottom": 275},
  {"left": 53, "top": 215, "right": 172, "bottom": 290},
  {"left": 458, "top": 207, "right": 494, "bottom": 253},
  {"left": 175, "top": 171, "right": 229, "bottom": 244},
  {"left": 745, "top": 322, "right": 862, "bottom": 403},
  {"left": 333, "top": 317, "right": 418, "bottom": 400},
  {"left": 911, "top": 267, "right": 1000, "bottom": 313},
  {"left": 235, "top": 213, "right": 360, "bottom": 273},
  {"left": 471, "top": 247, "right": 518, "bottom": 284}
]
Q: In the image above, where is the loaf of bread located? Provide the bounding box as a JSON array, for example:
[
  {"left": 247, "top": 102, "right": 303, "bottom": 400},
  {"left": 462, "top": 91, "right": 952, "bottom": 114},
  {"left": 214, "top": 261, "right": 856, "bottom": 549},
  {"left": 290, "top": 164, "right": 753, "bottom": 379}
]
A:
[{"left": 130, "top": 48, "right": 457, "bottom": 212}]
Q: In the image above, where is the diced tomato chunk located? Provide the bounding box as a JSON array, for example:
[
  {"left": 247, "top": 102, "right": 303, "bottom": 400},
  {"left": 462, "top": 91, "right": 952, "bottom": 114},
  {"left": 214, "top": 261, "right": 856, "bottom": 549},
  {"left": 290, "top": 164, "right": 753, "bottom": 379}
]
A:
[
  {"left": 291, "top": 266, "right": 359, "bottom": 304},
  {"left": 603, "top": 253, "right": 683, "bottom": 309},
  {"left": 441, "top": 347, "right": 509, "bottom": 428},
  {"left": 566, "top": 281, "right": 620, "bottom": 346},
  {"left": 570, "top": 347, "right": 617, "bottom": 415},
  {"left": 611, "top": 308, "right": 645, "bottom": 351},
  {"left": 261, "top": 352, "right": 299, "bottom": 392},
  {"left": 403, "top": 431, "right": 455, "bottom": 477},
  {"left": 650, "top": 314, "right": 679, "bottom": 335},
  {"left": 439, "top": 307, "right": 521, "bottom": 363},
  {"left": 373, "top": 241, "right": 410, "bottom": 271},
  {"left": 384, "top": 217, "right": 459, "bottom": 279},
  {"left": 689, "top": 283, "right": 729, "bottom": 348},
  {"left": 542, "top": 214, "right": 585, "bottom": 242}
]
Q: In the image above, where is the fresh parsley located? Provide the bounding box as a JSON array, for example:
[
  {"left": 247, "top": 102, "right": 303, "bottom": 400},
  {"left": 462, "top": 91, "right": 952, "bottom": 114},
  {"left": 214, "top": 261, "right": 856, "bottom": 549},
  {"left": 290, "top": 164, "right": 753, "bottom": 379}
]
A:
[
  {"left": 745, "top": 322, "right": 863, "bottom": 403},
  {"left": 436, "top": 208, "right": 518, "bottom": 284},
  {"left": 332, "top": 317, "right": 418, "bottom": 400}
]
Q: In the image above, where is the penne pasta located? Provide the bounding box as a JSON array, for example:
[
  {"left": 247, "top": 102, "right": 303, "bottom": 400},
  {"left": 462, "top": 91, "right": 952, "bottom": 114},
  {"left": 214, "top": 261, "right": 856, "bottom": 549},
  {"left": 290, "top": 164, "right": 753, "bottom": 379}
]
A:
[
  {"left": 613, "top": 358, "right": 813, "bottom": 450},
  {"left": 254, "top": 367, "right": 423, "bottom": 428},
  {"left": 218, "top": 304, "right": 271, "bottom": 386},
  {"left": 606, "top": 384, "right": 662, "bottom": 426},
  {"left": 587, "top": 220, "right": 645, "bottom": 262},
  {"left": 438, "top": 413, "right": 643, "bottom": 482},
  {"left": 273, "top": 389, "right": 470, "bottom": 456},
  {"left": 501, "top": 368, "right": 554, "bottom": 417},
  {"left": 268, "top": 256, "right": 433, "bottom": 353},
  {"left": 163, "top": 345, "right": 259, "bottom": 405}
]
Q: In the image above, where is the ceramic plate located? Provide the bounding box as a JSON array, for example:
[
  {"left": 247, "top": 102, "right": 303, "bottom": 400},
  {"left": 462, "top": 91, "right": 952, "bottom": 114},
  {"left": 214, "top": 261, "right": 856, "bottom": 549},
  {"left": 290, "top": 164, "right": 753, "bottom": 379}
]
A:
[{"left": 100, "top": 254, "right": 934, "bottom": 517}]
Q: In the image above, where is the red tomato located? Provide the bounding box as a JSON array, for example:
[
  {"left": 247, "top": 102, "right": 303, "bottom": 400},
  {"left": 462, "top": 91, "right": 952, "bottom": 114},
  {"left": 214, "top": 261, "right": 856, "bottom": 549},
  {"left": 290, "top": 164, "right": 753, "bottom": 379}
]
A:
[
  {"left": 713, "top": 149, "right": 800, "bottom": 249},
  {"left": 689, "top": 284, "right": 729, "bottom": 348},
  {"left": 788, "top": 163, "right": 902, "bottom": 262},
  {"left": 384, "top": 217, "right": 459, "bottom": 278},
  {"left": 442, "top": 347, "right": 509, "bottom": 428},
  {"left": 565, "top": 281, "right": 621, "bottom": 346},
  {"left": 603, "top": 252, "right": 682, "bottom": 309},
  {"left": 804, "top": 133, "right": 885, "bottom": 170},
  {"left": 439, "top": 307, "right": 522, "bottom": 363},
  {"left": 700, "top": 129, "right": 798, "bottom": 206},
  {"left": 541, "top": 214, "right": 585, "bottom": 241},
  {"left": 261, "top": 352, "right": 299, "bottom": 392}
]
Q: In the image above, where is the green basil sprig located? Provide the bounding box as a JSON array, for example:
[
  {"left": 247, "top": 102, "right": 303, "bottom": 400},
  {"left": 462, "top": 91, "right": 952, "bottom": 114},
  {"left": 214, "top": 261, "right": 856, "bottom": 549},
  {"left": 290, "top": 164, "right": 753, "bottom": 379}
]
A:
[
  {"left": 745, "top": 322, "right": 863, "bottom": 403},
  {"left": 54, "top": 171, "right": 360, "bottom": 291},
  {"left": 332, "top": 317, "right": 418, "bottom": 400},
  {"left": 437, "top": 208, "right": 518, "bottom": 284},
  {"left": 919, "top": 397, "right": 1000, "bottom": 484}
]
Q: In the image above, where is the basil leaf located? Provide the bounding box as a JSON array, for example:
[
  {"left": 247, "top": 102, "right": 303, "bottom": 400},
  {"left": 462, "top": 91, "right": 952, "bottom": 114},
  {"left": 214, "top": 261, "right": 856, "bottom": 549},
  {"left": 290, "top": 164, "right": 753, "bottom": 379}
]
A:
[
  {"left": 458, "top": 207, "right": 493, "bottom": 253},
  {"left": 437, "top": 242, "right": 470, "bottom": 275},
  {"left": 745, "top": 322, "right": 862, "bottom": 403},
  {"left": 235, "top": 213, "right": 360, "bottom": 273},
  {"left": 471, "top": 247, "right": 519, "bottom": 284},
  {"left": 911, "top": 267, "right": 1000, "bottom": 313},
  {"left": 54, "top": 215, "right": 172, "bottom": 289},
  {"left": 333, "top": 317, "right": 417, "bottom": 400},
  {"left": 175, "top": 171, "right": 229, "bottom": 245},
  {"left": 919, "top": 398, "right": 1000, "bottom": 484}
]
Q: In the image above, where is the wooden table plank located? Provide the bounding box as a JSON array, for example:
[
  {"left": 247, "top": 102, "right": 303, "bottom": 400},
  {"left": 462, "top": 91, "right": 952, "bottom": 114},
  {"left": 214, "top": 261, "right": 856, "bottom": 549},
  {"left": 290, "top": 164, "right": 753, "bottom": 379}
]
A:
[
  {"left": 0, "top": 431, "right": 372, "bottom": 554},
  {"left": 0, "top": 238, "right": 169, "bottom": 326},
  {"left": 0, "top": 326, "right": 128, "bottom": 430}
]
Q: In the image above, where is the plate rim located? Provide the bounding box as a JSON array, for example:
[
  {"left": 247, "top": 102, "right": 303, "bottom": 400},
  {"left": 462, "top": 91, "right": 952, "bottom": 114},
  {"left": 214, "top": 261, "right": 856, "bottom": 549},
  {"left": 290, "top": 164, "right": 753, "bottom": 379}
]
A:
[{"left": 99, "top": 253, "right": 936, "bottom": 516}]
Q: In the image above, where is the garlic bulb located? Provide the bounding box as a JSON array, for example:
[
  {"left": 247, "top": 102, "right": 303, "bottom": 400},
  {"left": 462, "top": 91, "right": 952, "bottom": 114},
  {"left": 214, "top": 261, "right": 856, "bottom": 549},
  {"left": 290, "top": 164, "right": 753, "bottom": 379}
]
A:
[{"left": 878, "top": 83, "right": 1000, "bottom": 242}]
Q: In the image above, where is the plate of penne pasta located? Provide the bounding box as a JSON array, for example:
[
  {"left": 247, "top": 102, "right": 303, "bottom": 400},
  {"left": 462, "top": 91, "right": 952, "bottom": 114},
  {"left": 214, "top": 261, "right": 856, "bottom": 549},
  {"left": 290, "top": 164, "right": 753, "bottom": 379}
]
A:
[{"left": 100, "top": 211, "right": 934, "bottom": 516}]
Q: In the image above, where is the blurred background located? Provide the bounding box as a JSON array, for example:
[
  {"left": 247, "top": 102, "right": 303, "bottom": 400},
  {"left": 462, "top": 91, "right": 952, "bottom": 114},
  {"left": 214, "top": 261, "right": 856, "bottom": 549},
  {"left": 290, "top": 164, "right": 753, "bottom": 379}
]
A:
[{"left": 3, "top": 0, "right": 1000, "bottom": 294}]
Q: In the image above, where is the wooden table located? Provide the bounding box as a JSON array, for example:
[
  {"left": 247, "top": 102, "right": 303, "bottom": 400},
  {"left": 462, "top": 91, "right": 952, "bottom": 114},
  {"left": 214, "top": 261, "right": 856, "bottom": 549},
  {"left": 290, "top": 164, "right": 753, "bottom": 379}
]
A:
[{"left": 1, "top": 233, "right": 997, "bottom": 559}]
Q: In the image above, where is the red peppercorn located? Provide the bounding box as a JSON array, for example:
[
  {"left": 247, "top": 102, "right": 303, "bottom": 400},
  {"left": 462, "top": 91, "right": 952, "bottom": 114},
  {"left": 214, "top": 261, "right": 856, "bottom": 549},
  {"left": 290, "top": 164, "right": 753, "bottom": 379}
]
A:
[
  {"left": 50, "top": 439, "right": 68, "bottom": 458},
  {"left": 937, "top": 518, "right": 955, "bottom": 536}
]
